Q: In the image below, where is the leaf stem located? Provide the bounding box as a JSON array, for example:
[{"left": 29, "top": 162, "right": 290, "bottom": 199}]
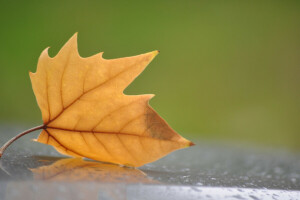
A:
[{"left": 0, "top": 125, "right": 44, "bottom": 158}]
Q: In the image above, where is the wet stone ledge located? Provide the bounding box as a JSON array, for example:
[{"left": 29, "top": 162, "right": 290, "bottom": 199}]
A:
[{"left": 0, "top": 125, "right": 299, "bottom": 199}]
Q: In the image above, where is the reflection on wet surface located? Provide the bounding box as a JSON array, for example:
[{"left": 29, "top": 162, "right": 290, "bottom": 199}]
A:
[
  {"left": 31, "top": 158, "right": 156, "bottom": 183},
  {"left": 0, "top": 155, "right": 157, "bottom": 184}
]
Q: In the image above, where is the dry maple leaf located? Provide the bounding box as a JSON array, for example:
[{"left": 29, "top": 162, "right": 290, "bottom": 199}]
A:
[{"left": 0, "top": 33, "right": 194, "bottom": 167}]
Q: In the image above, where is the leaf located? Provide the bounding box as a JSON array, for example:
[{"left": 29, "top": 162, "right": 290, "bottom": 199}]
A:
[
  {"left": 31, "top": 158, "right": 157, "bottom": 183},
  {"left": 29, "top": 33, "right": 194, "bottom": 167}
]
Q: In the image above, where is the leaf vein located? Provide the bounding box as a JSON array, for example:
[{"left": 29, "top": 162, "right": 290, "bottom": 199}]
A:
[
  {"left": 91, "top": 99, "right": 141, "bottom": 131},
  {"left": 46, "top": 62, "right": 138, "bottom": 125},
  {"left": 118, "top": 113, "right": 144, "bottom": 132},
  {"left": 46, "top": 71, "right": 51, "bottom": 121},
  {"left": 60, "top": 48, "right": 72, "bottom": 109},
  {"left": 116, "top": 134, "right": 138, "bottom": 163},
  {"left": 46, "top": 126, "right": 169, "bottom": 141},
  {"left": 45, "top": 129, "right": 85, "bottom": 157},
  {"left": 92, "top": 132, "right": 118, "bottom": 161}
]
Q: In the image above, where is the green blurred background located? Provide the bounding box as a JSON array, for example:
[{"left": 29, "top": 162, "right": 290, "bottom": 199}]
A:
[{"left": 0, "top": 1, "right": 299, "bottom": 149}]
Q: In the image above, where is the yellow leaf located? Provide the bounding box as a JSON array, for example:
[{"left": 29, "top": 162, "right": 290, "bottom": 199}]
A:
[
  {"left": 31, "top": 158, "right": 157, "bottom": 183},
  {"left": 29, "top": 33, "right": 194, "bottom": 167}
]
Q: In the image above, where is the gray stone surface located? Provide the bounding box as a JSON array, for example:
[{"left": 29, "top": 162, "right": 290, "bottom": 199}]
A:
[{"left": 0, "top": 125, "right": 299, "bottom": 199}]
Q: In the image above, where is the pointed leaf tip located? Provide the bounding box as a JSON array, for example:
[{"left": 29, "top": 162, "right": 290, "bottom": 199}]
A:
[
  {"left": 153, "top": 50, "right": 160, "bottom": 56},
  {"left": 189, "top": 141, "right": 195, "bottom": 146},
  {"left": 71, "top": 32, "right": 78, "bottom": 39}
]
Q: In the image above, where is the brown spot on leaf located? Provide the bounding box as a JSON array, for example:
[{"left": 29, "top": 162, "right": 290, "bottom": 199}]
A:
[{"left": 145, "top": 107, "right": 180, "bottom": 141}]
